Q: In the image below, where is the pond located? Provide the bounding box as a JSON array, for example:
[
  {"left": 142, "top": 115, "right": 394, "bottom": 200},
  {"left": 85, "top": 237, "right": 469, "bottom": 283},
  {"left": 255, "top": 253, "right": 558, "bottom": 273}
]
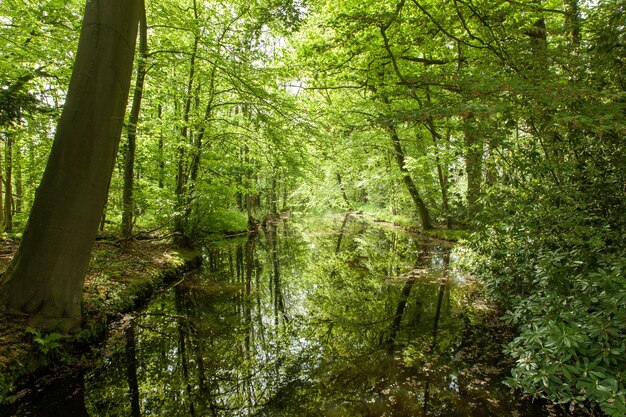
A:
[{"left": 5, "top": 214, "right": 566, "bottom": 416}]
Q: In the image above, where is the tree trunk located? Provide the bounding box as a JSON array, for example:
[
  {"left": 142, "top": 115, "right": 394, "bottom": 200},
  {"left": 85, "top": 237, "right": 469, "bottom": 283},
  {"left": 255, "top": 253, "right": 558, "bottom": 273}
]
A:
[
  {"left": 14, "top": 138, "right": 22, "bottom": 215},
  {"left": 565, "top": 0, "right": 581, "bottom": 49},
  {"left": 336, "top": 172, "right": 353, "bottom": 210},
  {"left": 282, "top": 184, "right": 288, "bottom": 211},
  {"left": 174, "top": 7, "right": 200, "bottom": 240},
  {"left": 0, "top": 142, "right": 4, "bottom": 226},
  {"left": 0, "top": 0, "right": 140, "bottom": 329},
  {"left": 376, "top": 90, "right": 432, "bottom": 230},
  {"left": 528, "top": 18, "right": 548, "bottom": 73},
  {"left": 387, "top": 125, "right": 433, "bottom": 230},
  {"left": 122, "top": 0, "right": 148, "bottom": 240},
  {"left": 427, "top": 121, "right": 452, "bottom": 228},
  {"left": 183, "top": 65, "right": 217, "bottom": 228},
  {"left": 270, "top": 176, "right": 278, "bottom": 215},
  {"left": 243, "top": 144, "right": 257, "bottom": 230},
  {"left": 125, "top": 323, "right": 142, "bottom": 417},
  {"left": 174, "top": 19, "right": 199, "bottom": 242},
  {"left": 3, "top": 133, "right": 13, "bottom": 231},
  {"left": 463, "top": 117, "right": 483, "bottom": 214},
  {"left": 27, "top": 134, "right": 36, "bottom": 190},
  {"left": 157, "top": 105, "right": 165, "bottom": 189}
]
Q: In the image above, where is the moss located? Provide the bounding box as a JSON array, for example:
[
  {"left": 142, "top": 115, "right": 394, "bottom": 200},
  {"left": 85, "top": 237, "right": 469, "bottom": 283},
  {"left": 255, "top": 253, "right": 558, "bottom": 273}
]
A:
[{"left": 0, "top": 239, "right": 201, "bottom": 405}]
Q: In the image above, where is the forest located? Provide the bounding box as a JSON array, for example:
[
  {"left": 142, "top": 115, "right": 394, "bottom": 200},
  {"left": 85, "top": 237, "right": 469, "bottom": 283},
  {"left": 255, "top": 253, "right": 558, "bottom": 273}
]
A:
[{"left": 0, "top": 0, "right": 625, "bottom": 416}]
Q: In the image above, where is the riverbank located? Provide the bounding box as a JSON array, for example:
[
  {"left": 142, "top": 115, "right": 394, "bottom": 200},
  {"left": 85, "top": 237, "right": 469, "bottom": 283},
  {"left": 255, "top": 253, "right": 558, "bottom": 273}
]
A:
[{"left": 0, "top": 236, "right": 202, "bottom": 404}]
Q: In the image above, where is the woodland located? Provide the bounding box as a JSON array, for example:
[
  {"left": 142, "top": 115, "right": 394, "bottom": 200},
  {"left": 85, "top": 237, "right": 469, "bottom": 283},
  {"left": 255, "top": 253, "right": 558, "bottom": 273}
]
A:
[{"left": 0, "top": 0, "right": 624, "bottom": 415}]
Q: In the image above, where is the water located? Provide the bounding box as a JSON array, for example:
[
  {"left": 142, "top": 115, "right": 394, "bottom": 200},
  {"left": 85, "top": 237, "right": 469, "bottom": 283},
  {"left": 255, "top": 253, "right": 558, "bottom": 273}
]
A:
[{"left": 4, "top": 214, "right": 565, "bottom": 416}]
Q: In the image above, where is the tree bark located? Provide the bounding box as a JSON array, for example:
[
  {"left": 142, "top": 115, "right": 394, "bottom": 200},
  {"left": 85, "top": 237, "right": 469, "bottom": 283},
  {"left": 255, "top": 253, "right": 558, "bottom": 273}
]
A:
[
  {"left": 3, "top": 133, "right": 13, "bottom": 231},
  {"left": 0, "top": 0, "right": 141, "bottom": 329},
  {"left": 122, "top": 0, "right": 148, "bottom": 240}
]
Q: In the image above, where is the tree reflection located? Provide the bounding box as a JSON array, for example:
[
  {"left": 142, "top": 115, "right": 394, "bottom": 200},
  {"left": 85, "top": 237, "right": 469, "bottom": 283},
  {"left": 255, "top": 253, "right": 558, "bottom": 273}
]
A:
[
  {"left": 17, "top": 372, "right": 90, "bottom": 417},
  {"left": 386, "top": 244, "right": 432, "bottom": 354},
  {"left": 125, "top": 321, "right": 141, "bottom": 417},
  {"left": 77, "top": 215, "right": 557, "bottom": 417}
]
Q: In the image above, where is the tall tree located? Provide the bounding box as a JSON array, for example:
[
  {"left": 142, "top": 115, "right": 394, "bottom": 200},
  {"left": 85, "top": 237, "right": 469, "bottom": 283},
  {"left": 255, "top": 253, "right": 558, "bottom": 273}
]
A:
[
  {"left": 122, "top": 0, "right": 149, "bottom": 240},
  {"left": 0, "top": 0, "right": 141, "bottom": 329},
  {"left": 3, "top": 132, "right": 13, "bottom": 231}
]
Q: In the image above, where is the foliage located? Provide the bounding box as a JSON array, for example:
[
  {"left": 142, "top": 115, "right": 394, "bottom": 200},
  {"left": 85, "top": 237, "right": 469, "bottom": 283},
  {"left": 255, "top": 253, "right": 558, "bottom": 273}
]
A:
[
  {"left": 1, "top": 0, "right": 625, "bottom": 414},
  {"left": 423, "top": 228, "right": 470, "bottom": 242},
  {"left": 465, "top": 156, "right": 626, "bottom": 415},
  {"left": 197, "top": 207, "right": 248, "bottom": 236},
  {"left": 24, "top": 327, "right": 64, "bottom": 355}
]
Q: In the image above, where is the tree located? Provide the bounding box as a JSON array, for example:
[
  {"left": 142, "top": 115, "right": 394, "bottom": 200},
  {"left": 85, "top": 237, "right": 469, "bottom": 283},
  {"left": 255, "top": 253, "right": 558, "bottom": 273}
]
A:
[
  {"left": 0, "top": 0, "right": 141, "bottom": 329},
  {"left": 121, "top": 0, "right": 148, "bottom": 240}
]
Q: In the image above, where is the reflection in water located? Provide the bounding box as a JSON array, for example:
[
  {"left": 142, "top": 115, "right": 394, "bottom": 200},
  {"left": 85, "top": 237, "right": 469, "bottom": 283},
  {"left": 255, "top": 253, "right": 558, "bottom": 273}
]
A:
[
  {"left": 3, "top": 370, "right": 90, "bottom": 417},
  {"left": 125, "top": 322, "right": 141, "bottom": 417},
  {"left": 3, "top": 215, "right": 565, "bottom": 417}
]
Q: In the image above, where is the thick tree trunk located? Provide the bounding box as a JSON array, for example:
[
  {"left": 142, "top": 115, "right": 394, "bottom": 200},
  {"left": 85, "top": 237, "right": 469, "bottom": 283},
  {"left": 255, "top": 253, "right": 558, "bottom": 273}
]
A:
[
  {"left": 0, "top": 0, "right": 140, "bottom": 329},
  {"left": 122, "top": 1, "right": 148, "bottom": 240}
]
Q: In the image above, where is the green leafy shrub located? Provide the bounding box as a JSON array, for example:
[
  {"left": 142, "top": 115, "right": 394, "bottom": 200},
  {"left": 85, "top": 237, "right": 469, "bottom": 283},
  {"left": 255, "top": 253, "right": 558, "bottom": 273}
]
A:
[
  {"left": 25, "top": 328, "right": 64, "bottom": 355},
  {"left": 199, "top": 208, "right": 248, "bottom": 235},
  {"left": 465, "top": 159, "right": 626, "bottom": 415}
]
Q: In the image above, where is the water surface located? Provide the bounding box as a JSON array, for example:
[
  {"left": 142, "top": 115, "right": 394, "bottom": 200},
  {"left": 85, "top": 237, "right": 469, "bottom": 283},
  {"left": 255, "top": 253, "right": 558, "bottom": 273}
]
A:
[{"left": 7, "top": 214, "right": 564, "bottom": 416}]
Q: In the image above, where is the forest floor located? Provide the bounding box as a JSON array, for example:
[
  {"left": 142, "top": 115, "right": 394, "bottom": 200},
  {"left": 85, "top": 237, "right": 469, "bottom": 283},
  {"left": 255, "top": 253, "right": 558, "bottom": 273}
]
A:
[{"left": 0, "top": 235, "right": 202, "bottom": 404}]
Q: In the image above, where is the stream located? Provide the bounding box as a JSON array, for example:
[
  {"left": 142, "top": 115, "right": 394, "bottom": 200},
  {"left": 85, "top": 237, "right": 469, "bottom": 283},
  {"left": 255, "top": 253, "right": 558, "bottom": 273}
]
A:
[{"left": 5, "top": 214, "right": 566, "bottom": 416}]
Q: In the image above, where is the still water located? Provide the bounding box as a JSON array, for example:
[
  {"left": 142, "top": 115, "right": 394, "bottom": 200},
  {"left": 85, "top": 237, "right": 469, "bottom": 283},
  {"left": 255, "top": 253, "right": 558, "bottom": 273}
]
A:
[{"left": 7, "top": 214, "right": 564, "bottom": 416}]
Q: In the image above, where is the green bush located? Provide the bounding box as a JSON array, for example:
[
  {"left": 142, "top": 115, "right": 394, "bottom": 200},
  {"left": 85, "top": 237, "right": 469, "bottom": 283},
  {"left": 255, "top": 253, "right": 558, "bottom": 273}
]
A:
[
  {"left": 198, "top": 207, "right": 248, "bottom": 235},
  {"left": 465, "top": 174, "right": 626, "bottom": 415}
]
